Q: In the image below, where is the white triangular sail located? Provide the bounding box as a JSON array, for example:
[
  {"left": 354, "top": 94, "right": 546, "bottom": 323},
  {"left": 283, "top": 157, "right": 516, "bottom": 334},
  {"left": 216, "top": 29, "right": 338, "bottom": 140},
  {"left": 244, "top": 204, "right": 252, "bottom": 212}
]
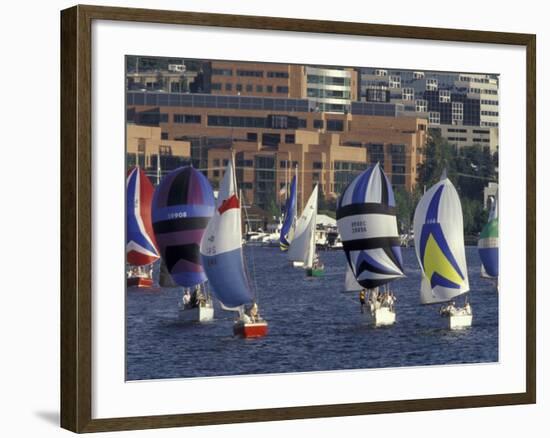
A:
[
  {"left": 413, "top": 178, "right": 470, "bottom": 304},
  {"left": 344, "top": 264, "right": 362, "bottom": 292},
  {"left": 288, "top": 185, "right": 318, "bottom": 268},
  {"left": 200, "top": 159, "right": 254, "bottom": 308}
]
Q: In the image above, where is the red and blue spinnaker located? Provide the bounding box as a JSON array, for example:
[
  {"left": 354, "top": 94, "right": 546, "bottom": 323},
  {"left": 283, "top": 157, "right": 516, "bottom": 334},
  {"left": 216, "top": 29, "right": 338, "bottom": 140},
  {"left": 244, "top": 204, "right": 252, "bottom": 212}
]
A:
[{"left": 126, "top": 167, "right": 160, "bottom": 266}]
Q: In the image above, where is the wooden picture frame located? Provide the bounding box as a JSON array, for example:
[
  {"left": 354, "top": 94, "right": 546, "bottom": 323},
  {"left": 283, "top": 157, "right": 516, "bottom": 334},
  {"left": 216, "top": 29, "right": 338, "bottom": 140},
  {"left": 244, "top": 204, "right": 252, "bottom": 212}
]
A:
[{"left": 60, "top": 4, "right": 536, "bottom": 433}]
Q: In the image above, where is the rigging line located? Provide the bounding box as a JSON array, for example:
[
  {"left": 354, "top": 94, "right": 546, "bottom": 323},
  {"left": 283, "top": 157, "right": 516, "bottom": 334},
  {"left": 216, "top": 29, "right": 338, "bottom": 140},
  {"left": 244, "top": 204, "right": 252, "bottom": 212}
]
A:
[{"left": 242, "top": 195, "right": 260, "bottom": 304}]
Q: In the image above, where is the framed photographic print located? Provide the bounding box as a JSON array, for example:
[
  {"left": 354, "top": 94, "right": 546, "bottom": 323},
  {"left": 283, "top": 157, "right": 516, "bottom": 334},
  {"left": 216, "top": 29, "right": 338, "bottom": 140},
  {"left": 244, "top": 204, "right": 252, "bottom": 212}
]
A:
[{"left": 60, "top": 4, "right": 536, "bottom": 433}]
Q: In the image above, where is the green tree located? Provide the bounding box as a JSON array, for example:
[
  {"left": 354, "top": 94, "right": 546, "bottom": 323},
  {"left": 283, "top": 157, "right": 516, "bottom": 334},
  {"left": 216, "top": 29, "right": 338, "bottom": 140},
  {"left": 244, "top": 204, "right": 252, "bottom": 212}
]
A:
[
  {"left": 416, "top": 129, "right": 497, "bottom": 235},
  {"left": 266, "top": 195, "right": 280, "bottom": 220},
  {"left": 394, "top": 186, "right": 421, "bottom": 233},
  {"left": 416, "top": 129, "right": 456, "bottom": 188}
]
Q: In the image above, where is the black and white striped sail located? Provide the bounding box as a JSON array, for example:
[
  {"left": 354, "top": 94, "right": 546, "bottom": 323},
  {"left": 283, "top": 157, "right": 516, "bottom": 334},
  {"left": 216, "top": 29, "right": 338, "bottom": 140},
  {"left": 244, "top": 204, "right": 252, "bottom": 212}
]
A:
[{"left": 336, "top": 163, "right": 404, "bottom": 289}]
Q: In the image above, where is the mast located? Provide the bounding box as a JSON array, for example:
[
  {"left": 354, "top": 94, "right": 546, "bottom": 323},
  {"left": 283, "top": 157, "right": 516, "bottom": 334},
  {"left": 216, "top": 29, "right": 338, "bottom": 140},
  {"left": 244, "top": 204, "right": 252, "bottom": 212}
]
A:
[{"left": 156, "top": 148, "right": 161, "bottom": 185}]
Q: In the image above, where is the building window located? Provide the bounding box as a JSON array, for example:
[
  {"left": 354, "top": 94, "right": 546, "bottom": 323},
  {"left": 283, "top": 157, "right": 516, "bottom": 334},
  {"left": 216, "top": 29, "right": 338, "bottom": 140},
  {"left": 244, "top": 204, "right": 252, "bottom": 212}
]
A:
[
  {"left": 313, "top": 161, "right": 323, "bottom": 169},
  {"left": 415, "top": 99, "right": 428, "bottom": 112},
  {"left": 439, "top": 90, "right": 451, "bottom": 103},
  {"left": 266, "top": 85, "right": 273, "bottom": 93},
  {"left": 267, "top": 71, "right": 289, "bottom": 78},
  {"left": 256, "top": 85, "right": 263, "bottom": 93},
  {"left": 211, "top": 83, "right": 222, "bottom": 90},
  {"left": 389, "top": 75, "right": 401, "bottom": 88},
  {"left": 426, "top": 78, "right": 438, "bottom": 91},
  {"left": 246, "top": 84, "right": 253, "bottom": 92},
  {"left": 213, "top": 170, "right": 220, "bottom": 177},
  {"left": 271, "top": 115, "right": 289, "bottom": 129},
  {"left": 374, "top": 69, "right": 388, "bottom": 77},
  {"left": 390, "top": 144, "right": 406, "bottom": 165},
  {"left": 207, "top": 115, "right": 266, "bottom": 128},
  {"left": 236, "top": 84, "right": 242, "bottom": 92},
  {"left": 402, "top": 88, "right": 414, "bottom": 101},
  {"left": 161, "top": 132, "right": 169, "bottom": 140},
  {"left": 262, "top": 133, "right": 281, "bottom": 147},
  {"left": 452, "top": 102, "right": 464, "bottom": 123},
  {"left": 276, "top": 86, "right": 289, "bottom": 94},
  {"left": 213, "top": 159, "right": 220, "bottom": 167},
  {"left": 326, "top": 119, "right": 344, "bottom": 131},
  {"left": 429, "top": 111, "right": 440, "bottom": 125},
  {"left": 334, "top": 161, "right": 365, "bottom": 194},
  {"left": 237, "top": 70, "right": 263, "bottom": 77},
  {"left": 413, "top": 71, "right": 425, "bottom": 79},
  {"left": 285, "top": 134, "right": 295, "bottom": 144},
  {"left": 174, "top": 114, "right": 201, "bottom": 124},
  {"left": 225, "top": 83, "right": 232, "bottom": 91},
  {"left": 247, "top": 132, "right": 258, "bottom": 142},
  {"left": 158, "top": 145, "right": 172, "bottom": 155},
  {"left": 365, "top": 86, "right": 389, "bottom": 103},
  {"left": 368, "top": 143, "right": 385, "bottom": 167},
  {"left": 212, "top": 68, "right": 233, "bottom": 76},
  {"left": 313, "top": 119, "right": 324, "bottom": 129}
]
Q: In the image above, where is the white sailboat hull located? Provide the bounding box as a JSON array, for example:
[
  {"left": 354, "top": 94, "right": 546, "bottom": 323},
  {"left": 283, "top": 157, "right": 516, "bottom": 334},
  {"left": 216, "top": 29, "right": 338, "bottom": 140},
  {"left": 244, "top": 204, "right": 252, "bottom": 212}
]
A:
[
  {"left": 441, "top": 313, "right": 472, "bottom": 329},
  {"left": 178, "top": 302, "right": 214, "bottom": 322},
  {"left": 365, "top": 307, "right": 396, "bottom": 327}
]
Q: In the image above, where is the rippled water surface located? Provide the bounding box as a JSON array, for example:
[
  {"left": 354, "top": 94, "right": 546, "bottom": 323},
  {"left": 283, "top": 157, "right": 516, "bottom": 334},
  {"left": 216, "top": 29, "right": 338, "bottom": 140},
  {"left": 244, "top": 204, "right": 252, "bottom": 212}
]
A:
[{"left": 126, "top": 246, "right": 498, "bottom": 380}]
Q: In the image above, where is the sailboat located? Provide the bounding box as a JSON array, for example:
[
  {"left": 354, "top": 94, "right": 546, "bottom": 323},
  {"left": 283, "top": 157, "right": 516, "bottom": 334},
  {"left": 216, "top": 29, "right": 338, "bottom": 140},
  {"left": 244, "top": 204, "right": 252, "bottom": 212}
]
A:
[
  {"left": 126, "top": 166, "right": 160, "bottom": 288},
  {"left": 413, "top": 173, "right": 472, "bottom": 329},
  {"left": 200, "top": 157, "right": 268, "bottom": 337},
  {"left": 288, "top": 185, "right": 324, "bottom": 276},
  {"left": 336, "top": 163, "right": 404, "bottom": 326},
  {"left": 478, "top": 195, "right": 498, "bottom": 288},
  {"left": 279, "top": 167, "right": 297, "bottom": 252},
  {"left": 151, "top": 166, "right": 216, "bottom": 322}
]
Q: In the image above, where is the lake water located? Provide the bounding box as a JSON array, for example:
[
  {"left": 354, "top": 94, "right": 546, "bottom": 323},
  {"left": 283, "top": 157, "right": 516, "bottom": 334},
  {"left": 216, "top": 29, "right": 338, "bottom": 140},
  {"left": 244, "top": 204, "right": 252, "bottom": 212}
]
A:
[{"left": 126, "top": 246, "right": 498, "bottom": 380}]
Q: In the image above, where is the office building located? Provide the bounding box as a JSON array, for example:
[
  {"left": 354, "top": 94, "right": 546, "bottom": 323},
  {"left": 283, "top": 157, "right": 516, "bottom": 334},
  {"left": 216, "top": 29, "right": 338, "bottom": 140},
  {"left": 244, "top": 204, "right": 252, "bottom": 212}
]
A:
[{"left": 127, "top": 91, "right": 427, "bottom": 210}]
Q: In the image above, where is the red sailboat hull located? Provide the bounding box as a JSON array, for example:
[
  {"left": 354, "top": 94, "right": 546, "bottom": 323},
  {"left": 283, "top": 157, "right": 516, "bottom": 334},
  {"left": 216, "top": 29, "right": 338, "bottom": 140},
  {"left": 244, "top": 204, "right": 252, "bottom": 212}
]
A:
[
  {"left": 126, "top": 277, "right": 154, "bottom": 288},
  {"left": 233, "top": 321, "right": 268, "bottom": 338}
]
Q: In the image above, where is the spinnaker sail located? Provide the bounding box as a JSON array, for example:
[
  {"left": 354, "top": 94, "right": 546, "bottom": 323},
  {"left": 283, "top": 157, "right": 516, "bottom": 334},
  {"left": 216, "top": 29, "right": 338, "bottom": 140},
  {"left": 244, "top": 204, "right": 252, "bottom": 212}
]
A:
[
  {"left": 344, "top": 264, "right": 362, "bottom": 292},
  {"left": 336, "top": 163, "right": 404, "bottom": 289},
  {"left": 200, "top": 159, "right": 255, "bottom": 308},
  {"left": 126, "top": 167, "right": 160, "bottom": 266},
  {"left": 151, "top": 166, "right": 215, "bottom": 287},
  {"left": 478, "top": 196, "right": 499, "bottom": 278},
  {"left": 413, "top": 177, "right": 470, "bottom": 304}
]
